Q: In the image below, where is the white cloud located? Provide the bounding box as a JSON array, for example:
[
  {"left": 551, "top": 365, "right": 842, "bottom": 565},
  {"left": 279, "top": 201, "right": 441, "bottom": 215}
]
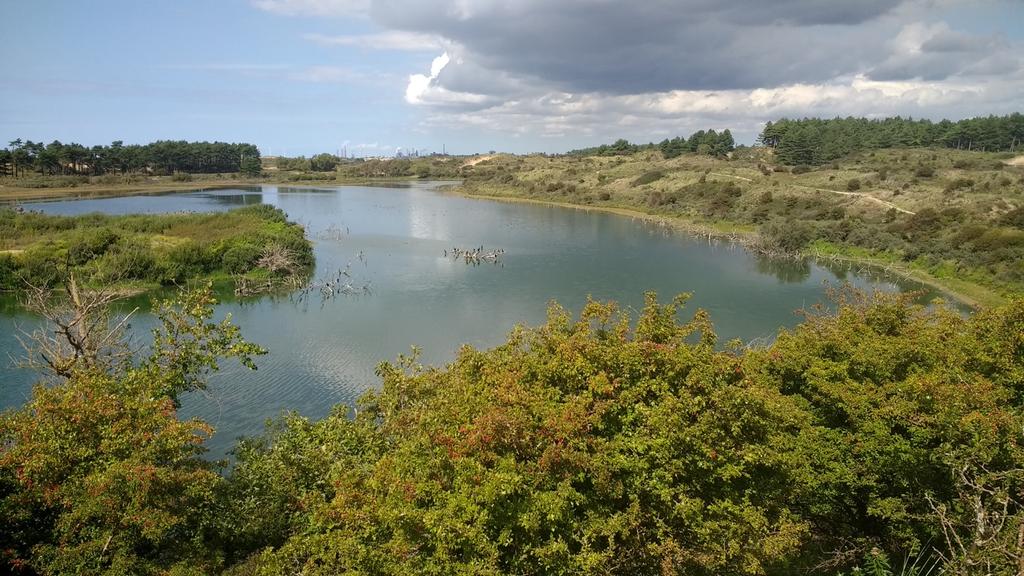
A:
[
  {"left": 405, "top": 52, "right": 491, "bottom": 106},
  {"left": 405, "top": 52, "right": 448, "bottom": 103},
  {"left": 411, "top": 71, "right": 1023, "bottom": 146}
]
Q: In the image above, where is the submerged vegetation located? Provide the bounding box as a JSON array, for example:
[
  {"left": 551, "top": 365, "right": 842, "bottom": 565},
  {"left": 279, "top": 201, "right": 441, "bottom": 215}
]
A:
[
  {"left": 0, "top": 205, "right": 313, "bottom": 293},
  {"left": 2, "top": 287, "right": 1024, "bottom": 574}
]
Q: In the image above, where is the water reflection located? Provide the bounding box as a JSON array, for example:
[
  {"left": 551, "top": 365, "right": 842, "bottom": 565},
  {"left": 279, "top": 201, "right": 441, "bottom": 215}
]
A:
[
  {"left": 754, "top": 256, "right": 812, "bottom": 284},
  {"left": 0, "top": 182, "right": 958, "bottom": 456}
]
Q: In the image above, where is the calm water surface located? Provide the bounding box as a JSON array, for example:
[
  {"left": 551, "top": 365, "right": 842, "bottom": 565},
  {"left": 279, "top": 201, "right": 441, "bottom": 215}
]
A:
[{"left": 0, "top": 183, "right": 946, "bottom": 455}]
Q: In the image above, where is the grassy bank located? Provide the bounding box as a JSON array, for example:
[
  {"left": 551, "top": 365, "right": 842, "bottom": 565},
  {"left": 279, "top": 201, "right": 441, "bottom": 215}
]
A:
[
  {"left": 0, "top": 205, "right": 313, "bottom": 293},
  {"left": 455, "top": 148, "right": 1024, "bottom": 308}
]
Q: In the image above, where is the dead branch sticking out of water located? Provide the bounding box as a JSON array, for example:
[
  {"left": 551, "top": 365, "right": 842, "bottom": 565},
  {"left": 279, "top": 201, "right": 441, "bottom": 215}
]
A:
[
  {"left": 290, "top": 261, "right": 374, "bottom": 307},
  {"left": 316, "top": 224, "right": 350, "bottom": 241},
  {"left": 233, "top": 273, "right": 307, "bottom": 297},
  {"left": 444, "top": 246, "right": 505, "bottom": 267}
]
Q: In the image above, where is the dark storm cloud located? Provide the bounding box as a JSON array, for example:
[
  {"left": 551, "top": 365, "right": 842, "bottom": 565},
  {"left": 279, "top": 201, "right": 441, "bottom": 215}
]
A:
[
  {"left": 255, "top": 0, "right": 1023, "bottom": 143},
  {"left": 367, "top": 0, "right": 908, "bottom": 93},
  {"left": 693, "top": 0, "right": 905, "bottom": 25}
]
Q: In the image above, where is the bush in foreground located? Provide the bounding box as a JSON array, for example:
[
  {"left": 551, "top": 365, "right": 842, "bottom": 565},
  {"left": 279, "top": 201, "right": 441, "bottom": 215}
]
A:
[
  {"left": 228, "top": 291, "right": 1024, "bottom": 575},
  {"left": 3, "top": 289, "right": 1024, "bottom": 574}
]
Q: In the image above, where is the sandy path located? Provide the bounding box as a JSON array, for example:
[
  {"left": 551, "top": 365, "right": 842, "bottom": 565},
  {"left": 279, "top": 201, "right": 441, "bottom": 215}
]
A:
[
  {"left": 707, "top": 171, "right": 914, "bottom": 215},
  {"left": 461, "top": 155, "right": 495, "bottom": 168},
  {"left": 791, "top": 184, "right": 915, "bottom": 215}
]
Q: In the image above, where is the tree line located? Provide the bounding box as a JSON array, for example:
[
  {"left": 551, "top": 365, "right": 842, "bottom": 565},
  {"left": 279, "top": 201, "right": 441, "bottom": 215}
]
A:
[
  {"left": 274, "top": 153, "right": 344, "bottom": 172},
  {"left": 761, "top": 114, "right": 1024, "bottom": 165},
  {"left": 0, "top": 139, "right": 261, "bottom": 177},
  {"left": 567, "top": 128, "right": 736, "bottom": 158}
]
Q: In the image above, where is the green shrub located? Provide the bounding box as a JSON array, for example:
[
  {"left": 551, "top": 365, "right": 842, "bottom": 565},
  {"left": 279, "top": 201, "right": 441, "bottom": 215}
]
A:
[
  {"left": 93, "top": 238, "right": 157, "bottom": 282},
  {"left": 944, "top": 177, "right": 974, "bottom": 193},
  {"left": 761, "top": 218, "right": 816, "bottom": 252},
  {"left": 160, "top": 241, "right": 218, "bottom": 283},
  {"left": 846, "top": 178, "right": 862, "bottom": 191},
  {"left": 19, "top": 243, "right": 64, "bottom": 288},
  {"left": 0, "top": 253, "right": 20, "bottom": 290},
  {"left": 632, "top": 170, "right": 664, "bottom": 186},
  {"left": 914, "top": 165, "right": 935, "bottom": 178},
  {"left": 221, "top": 243, "right": 263, "bottom": 274},
  {"left": 68, "top": 227, "right": 121, "bottom": 265},
  {"left": 0, "top": 206, "right": 312, "bottom": 292},
  {"left": 1001, "top": 207, "right": 1024, "bottom": 229}
]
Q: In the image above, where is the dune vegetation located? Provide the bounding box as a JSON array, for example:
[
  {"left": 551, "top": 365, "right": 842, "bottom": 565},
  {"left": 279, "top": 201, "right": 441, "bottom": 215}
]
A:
[{"left": 457, "top": 145, "right": 1024, "bottom": 307}]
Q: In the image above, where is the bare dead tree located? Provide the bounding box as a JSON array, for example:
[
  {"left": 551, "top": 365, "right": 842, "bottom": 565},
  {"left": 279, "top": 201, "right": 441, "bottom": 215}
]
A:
[
  {"left": 927, "top": 460, "right": 1024, "bottom": 575},
  {"left": 255, "top": 244, "right": 298, "bottom": 276},
  {"left": 15, "top": 270, "right": 138, "bottom": 380}
]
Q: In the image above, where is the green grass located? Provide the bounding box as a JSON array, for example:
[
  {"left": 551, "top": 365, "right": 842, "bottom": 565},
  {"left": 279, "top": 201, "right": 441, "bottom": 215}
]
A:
[{"left": 0, "top": 204, "right": 313, "bottom": 293}]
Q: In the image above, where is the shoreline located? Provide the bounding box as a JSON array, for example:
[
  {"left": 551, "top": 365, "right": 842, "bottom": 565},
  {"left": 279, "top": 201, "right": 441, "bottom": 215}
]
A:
[
  {"left": 2, "top": 177, "right": 1002, "bottom": 309},
  {"left": 0, "top": 175, "right": 413, "bottom": 203},
  {"left": 449, "top": 187, "right": 999, "bottom": 309}
]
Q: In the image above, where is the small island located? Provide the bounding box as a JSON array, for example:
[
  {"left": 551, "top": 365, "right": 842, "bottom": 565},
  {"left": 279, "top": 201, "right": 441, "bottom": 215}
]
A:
[{"left": 0, "top": 204, "right": 313, "bottom": 294}]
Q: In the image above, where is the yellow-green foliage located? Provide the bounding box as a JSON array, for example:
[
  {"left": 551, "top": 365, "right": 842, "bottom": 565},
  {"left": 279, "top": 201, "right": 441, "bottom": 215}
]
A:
[
  {"left": 3, "top": 290, "right": 1024, "bottom": 573},
  {"left": 222, "top": 291, "right": 1024, "bottom": 575},
  {"left": 1, "top": 287, "right": 266, "bottom": 574}
]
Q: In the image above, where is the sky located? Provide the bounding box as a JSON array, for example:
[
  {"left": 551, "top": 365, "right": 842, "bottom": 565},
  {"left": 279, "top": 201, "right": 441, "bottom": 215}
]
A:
[{"left": 1, "top": 0, "right": 1022, "bottom": 156}]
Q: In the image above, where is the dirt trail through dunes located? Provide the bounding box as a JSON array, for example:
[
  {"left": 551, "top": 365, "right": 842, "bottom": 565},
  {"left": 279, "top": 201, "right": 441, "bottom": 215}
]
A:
[
  {"left": 707, "top": 172, "right": 915, "bottom": 215},
  {"left": 791, "top": 184, "right": 915, "bottom": 215},
  {"left": 461, "top": 155, "right": 495, "bottom": 168},
  {"left": 1005, "top": 155, "right": 1024, "bottom": 167}
]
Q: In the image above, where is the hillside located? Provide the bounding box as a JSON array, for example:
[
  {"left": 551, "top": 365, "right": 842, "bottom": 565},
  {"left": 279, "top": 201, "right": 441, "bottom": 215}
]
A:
[{"left": 457, "top": 147, "right": 1024, "bottom": 306}]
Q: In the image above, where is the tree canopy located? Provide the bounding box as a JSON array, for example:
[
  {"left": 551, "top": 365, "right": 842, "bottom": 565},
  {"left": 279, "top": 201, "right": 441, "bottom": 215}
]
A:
[
  {"left": 761, "top": 114, "right": 1024, "bottom": 165},
  {"left": 1, "top": 139, "right": 260, "bottom": 177},
  {"left": 567, "top": 129, "right": 735, "bottom": 159}
]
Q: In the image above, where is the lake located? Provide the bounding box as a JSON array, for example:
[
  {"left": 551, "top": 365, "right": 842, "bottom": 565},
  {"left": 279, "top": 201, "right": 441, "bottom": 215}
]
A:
[{"left": 0, "top": 182, "right": 948, "bottom": 455}]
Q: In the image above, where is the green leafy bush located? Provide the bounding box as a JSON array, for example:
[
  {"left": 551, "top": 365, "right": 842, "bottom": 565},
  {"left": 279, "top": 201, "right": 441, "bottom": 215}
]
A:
[
  {"left": 67, "top": 227, "right": 121, "bottom": 265},
  {"left": 914, "top": 165, "right": 935, "bottom": 178},
  {"left": 221, "top": 242, "right": 263, "bottom": 274},
  {"left": 944, "top": 177, "right": 974, "bottom": 193},
  {"left": 632, "top": 170, "right": 665, "bottom": 186}
]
